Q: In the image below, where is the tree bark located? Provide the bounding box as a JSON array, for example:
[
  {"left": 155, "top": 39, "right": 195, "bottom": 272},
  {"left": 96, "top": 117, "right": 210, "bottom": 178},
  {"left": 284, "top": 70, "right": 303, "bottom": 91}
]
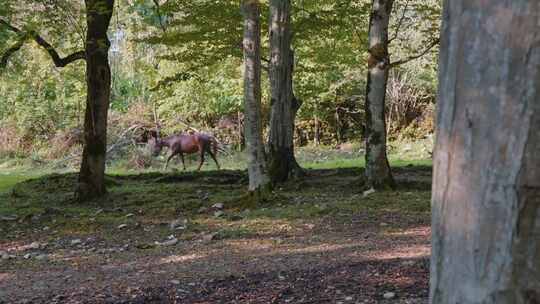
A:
[
  {"left": 364, "top": 0, "right": 395, "bottom": 189},
  {"left": 431, "top": 1, "right": 540, "bottom": 303},
  {"left": 267, "top": 0, "right": 303, "bottom": 183},
  {"left": 242, "top": 0, "right": 271, "bottom": 200},
  {"left": 76, "top": 0, "right": 114, "bottom": 201}
]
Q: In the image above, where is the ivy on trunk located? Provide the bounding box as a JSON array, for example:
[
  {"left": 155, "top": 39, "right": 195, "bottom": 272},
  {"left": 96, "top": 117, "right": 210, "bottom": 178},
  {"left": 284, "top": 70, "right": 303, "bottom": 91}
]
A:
[{"left": 363, "top": 0, "right": 396, "bottom": 190}]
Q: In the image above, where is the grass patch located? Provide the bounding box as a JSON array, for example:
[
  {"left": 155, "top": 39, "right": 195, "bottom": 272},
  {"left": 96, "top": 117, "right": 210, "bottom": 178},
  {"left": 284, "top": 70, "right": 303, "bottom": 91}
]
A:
[{"left": 1, "top": 142, "right": 433, "bottom": 242}]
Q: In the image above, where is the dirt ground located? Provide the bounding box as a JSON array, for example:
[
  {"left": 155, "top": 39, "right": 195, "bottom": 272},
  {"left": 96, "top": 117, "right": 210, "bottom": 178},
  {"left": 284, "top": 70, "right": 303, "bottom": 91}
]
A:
[{"left": 0, "top": 166, "right": 431, "bottom": 304}]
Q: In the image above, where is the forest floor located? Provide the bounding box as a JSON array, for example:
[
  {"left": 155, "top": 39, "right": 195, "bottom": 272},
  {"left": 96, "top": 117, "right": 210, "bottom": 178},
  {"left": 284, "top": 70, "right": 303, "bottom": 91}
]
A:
[{"left": 0, "top": 153, "right": 432, "bottom": 304}]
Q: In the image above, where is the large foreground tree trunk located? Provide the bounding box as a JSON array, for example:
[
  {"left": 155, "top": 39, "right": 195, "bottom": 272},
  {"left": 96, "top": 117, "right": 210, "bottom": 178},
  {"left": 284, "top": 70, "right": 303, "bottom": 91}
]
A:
[
  {"left": 431, "top": 1, "right": 540, "bottom": 303},
  {"left": 267, "top": 0, "right": 303, "bottom": 184},
  {"left": 242, "top": 0, "right": 271, "bottom": 201},
  {"left": 364, "top": 0, "right": 395, "bottom": 189},
  {"left": 76, "top": 0, "right": 114, "bottom": 201}
]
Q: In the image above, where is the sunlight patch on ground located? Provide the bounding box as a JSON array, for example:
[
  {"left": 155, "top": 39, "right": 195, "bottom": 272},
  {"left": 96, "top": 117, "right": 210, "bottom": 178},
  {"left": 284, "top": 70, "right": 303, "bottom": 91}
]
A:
[
  {"left": 0, "top": 241, "right": 33, "bottom": 252},
  {"left": 283, "top": 242, "right": 366, "bottom": 254},
  {"left": 0, "top": 273, "right": 12, "bottom": 283},
  {"left": 385, "top": 226, "right": 431, "bottom": 238},
  {"left": 159, "top": 253, "right": 206, "bottom": 265},
  {"left": 225, "top": 240, "right": 277, "bottom": 251},
  {"left": 359, "top": 243, "right": 431, "bottom": 261}
]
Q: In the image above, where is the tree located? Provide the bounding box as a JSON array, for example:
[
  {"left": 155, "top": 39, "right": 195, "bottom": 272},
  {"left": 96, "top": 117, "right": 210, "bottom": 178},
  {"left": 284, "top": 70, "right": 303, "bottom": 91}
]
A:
[
  {"left": 431, "top": 1, "right": 540, "bottom": 303},
  {"left": 0, "top": 0, "right": 115, "bottom": 201},
  {"left": 242, "top": 0, "right": 271, "bottom": 201},
  {"left": 363, "top": 0, "right": 440, "bottom": 189},
  {"left": 76, "top": 0, "right": 115, "bottom": 201},
  {"left": 363, "top": 0, "right": 396, "bottom": 189},
  {"left": 267, "top": 0, "right": 303, "bottom": 183}
]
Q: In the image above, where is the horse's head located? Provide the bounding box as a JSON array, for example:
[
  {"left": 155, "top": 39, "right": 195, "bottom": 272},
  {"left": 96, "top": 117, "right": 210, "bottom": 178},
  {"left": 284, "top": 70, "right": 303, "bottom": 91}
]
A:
[{"left": 148, "top": 136, "right": 164, "bottom": 156}]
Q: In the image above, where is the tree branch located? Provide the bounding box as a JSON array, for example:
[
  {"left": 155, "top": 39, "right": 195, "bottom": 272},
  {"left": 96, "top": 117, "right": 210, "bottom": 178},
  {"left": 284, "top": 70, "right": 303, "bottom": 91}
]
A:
[
  {"left": 389, "top": 0, "right": 410, "bottom": 44},
  {"left": 390, "top": 38, "right": 440, "bottom": 68},
  {"left": 0, "top": 36, "right": 26, "bottom": 69},
  {"left": 152, "top": 0, "right": 168, "bottom": 33},
  {"left": 0, "top": 19, "right": 85, "bottom": 68}
]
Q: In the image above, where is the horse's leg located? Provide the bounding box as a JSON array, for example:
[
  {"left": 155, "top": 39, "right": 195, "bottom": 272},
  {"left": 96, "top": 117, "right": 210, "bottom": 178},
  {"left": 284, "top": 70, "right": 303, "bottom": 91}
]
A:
[
  {"left": 196, "top": 146, "right": 205, "bottom": 171},
  {"left": 179, "top": 152, "right": 186, "bottom": 170},
  {"left": 206, "top": 147, "right": 220, "bottom": 170},
  {"left": 165, "top": 151, "right": 176, "bottom": 170}
]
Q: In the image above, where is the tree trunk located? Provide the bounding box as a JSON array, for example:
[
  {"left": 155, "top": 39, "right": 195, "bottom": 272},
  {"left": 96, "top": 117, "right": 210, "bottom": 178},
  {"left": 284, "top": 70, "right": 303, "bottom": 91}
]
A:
[
  {"left": 237, "top": 110, "right": 245, "bottom": 151},
  {"left": 76, "top": 0, "right": 114, "bottom": 201},
  {"left": 335, "top": 92, "right": 343, "bottom": 144},
  {"left": 364, "top": 0, "right": 395, "bottom": 189},
  {"left": 431, "top": 1, "right": 540, "bottom": 303},
  {"left": 267, "top": 0, "right": 303, "bottom": 183},
  {"left": 314, "top": 113, "right": 320, "bottom": 146},
  {"left": 242, "top": 0, "right": 271, "bottom": 200}
]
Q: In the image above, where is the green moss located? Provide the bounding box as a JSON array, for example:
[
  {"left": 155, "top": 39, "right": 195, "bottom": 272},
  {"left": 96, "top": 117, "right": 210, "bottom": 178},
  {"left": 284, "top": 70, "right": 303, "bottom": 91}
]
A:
[{"left": 0, "top": 145, "right": 432, "bottom": 243}]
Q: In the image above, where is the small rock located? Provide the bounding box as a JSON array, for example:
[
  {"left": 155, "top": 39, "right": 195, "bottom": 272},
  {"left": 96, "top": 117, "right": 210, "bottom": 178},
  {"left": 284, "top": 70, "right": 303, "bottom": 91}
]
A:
[
  {"left": 169, "top": 218, "right": 187, "bottom": 230},
  {"left": 0, "top": 215, "right": 18, "bottom": 221},
  {"left": 28, "top": 242, "right": 41, "bottom": 250},
  {"left": 155, "top": 238, "right": 179, "bottom": 246},
  {"left": 117, "top": 224, "right": 128, "bottom": 230},
  {"left": 212, "top": 203, "right": 224, "bottom": 210},
  {"left": 401, "top": 260, "right": 415, "bottom": 267},
  {"left": 23, "top": 253, "right": 33, "bottom": 259},
  {"left": 202, "top": 233, "right": 217, "bottom": 242},
  {"left": 1, "top": 251, "right": 9, "bottom": 260},
  {"left": 213, "top": 211, "right": 224, "bottom": 218},
  {"left": 383, "top": 292, "right": 396, "bottom": 299},
  {"left": 362, "top": 188, "right": 376, "bottom": 198},
  {"left": 345, "top": 296, "right": 353, "bottom": 301},
  {"left": 170, "top": 280, "right": 181, "bottom": 285},
  {"left": 71, "top": 239, "right": 82, "bottom": 246},
  {"left": 380, "top": 222, "right": 389, "bottom": 227},
  {"left": 125, "top": 213, "right": 135, "bottom": 218}
]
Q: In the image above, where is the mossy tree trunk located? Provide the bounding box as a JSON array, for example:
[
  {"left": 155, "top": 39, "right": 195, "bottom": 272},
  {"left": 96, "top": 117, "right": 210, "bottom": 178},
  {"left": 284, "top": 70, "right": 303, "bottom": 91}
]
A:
[
  {"left": 242, "top": 0, "right": 271, "bottom": 200},
  {"left": 364, "top": 0, "right": 395, "bottom": 190},
  {"left": 431, "top": 1, "right": 540, "bottom": 303},
  {"left": 76, "top": 0, "right": 114, "bottom": 201},
  {"left": 267, "top": 0, "right": 303, "bottom": 184}
]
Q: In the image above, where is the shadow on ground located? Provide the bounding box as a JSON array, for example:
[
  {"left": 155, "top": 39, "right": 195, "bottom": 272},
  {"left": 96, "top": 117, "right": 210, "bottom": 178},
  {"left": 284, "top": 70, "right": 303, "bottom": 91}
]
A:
[{"left": 0, "top": 165, "right": 432, "bottom": 303}]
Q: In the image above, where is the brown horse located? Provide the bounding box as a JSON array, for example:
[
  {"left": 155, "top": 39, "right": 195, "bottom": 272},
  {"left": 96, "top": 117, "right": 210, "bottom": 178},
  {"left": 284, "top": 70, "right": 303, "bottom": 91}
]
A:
[{"left": 148, "top": 132, "right": 220, "bottom": 171}]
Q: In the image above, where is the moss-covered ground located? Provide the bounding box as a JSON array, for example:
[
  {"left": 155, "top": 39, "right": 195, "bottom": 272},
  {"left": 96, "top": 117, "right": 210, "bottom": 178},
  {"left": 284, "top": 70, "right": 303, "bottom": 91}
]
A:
[{"left": 0, "top": 145, "right": 432, "bottom": 303}]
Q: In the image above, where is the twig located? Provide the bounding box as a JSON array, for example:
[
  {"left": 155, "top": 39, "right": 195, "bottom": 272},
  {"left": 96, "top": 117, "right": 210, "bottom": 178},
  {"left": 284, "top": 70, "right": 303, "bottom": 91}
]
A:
[
  {"left": 0, "top": 19, "right": 85, "bottom": 68},
  {"left": 390, "top": 38, "right": 440, "bottom": 68},
  {"left": 389, "top": 0, "right": 410, "bottom": 44}
]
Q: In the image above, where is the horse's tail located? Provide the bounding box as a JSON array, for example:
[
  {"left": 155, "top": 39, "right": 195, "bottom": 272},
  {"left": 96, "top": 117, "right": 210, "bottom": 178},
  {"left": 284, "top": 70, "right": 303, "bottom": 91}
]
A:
[{"left": 206, "top": 135, "right": 229, "bottom": 155}]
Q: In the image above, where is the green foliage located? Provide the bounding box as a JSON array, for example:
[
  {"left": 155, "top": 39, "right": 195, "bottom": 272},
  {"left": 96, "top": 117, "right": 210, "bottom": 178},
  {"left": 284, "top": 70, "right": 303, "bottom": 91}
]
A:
[
  {"left": 0, "top": 0, "right": 442, "bottom": 159},
  {"left": 157, "top": 58, "right": 244, "bottom": 129}
]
